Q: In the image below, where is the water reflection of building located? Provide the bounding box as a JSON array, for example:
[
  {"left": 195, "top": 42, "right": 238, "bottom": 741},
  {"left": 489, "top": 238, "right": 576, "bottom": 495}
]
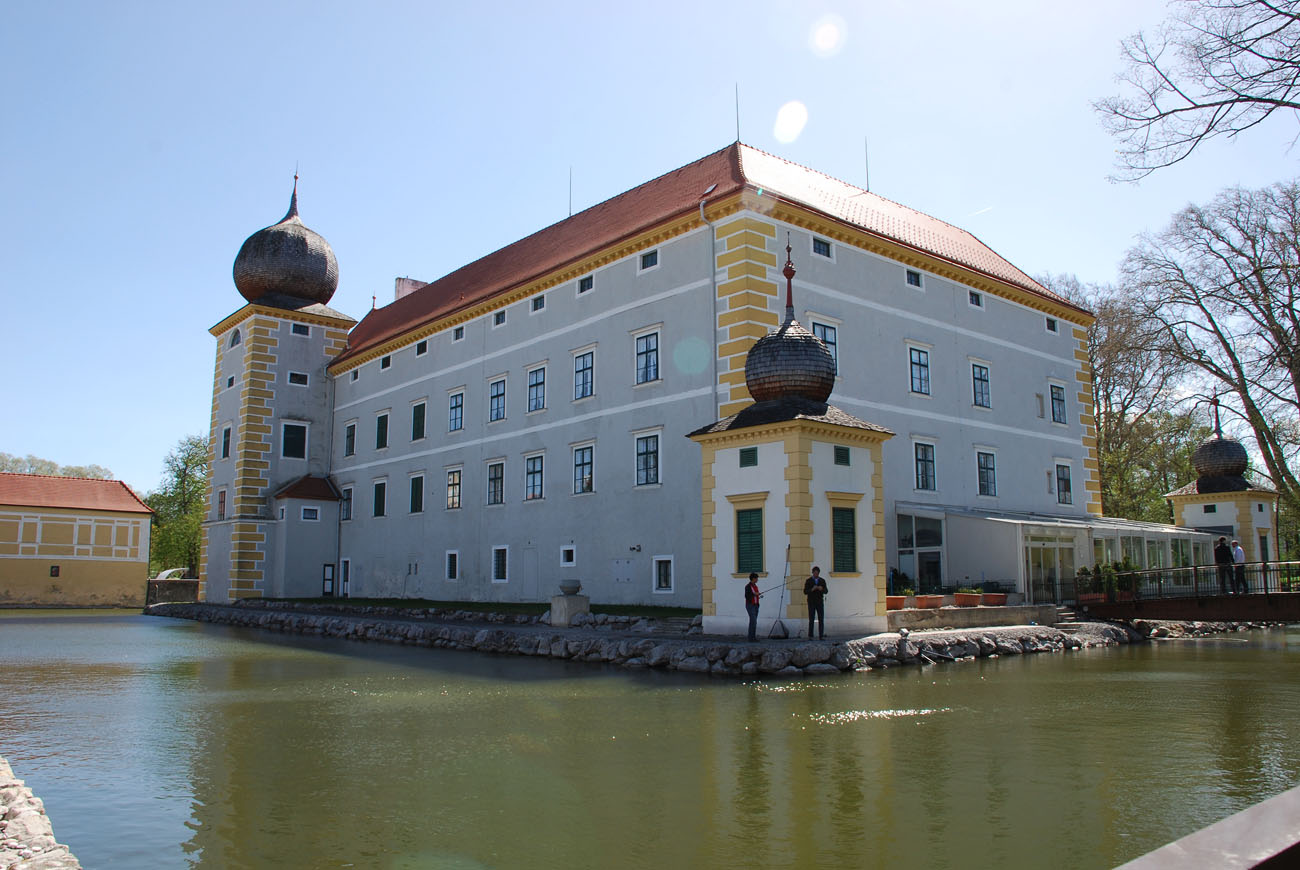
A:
[{"left": 200, "top": 143, "right": 1215, "bottom": 615}]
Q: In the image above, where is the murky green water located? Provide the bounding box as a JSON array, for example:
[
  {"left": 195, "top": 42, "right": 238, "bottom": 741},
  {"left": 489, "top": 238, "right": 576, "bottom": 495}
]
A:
[{"left": 0, "top": 611, "right": 1296, "bottom": 869}]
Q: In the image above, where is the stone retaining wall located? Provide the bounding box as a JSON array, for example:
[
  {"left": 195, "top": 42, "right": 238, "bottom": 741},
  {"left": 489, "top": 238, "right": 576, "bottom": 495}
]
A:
[
  {"left": 0, "top": 757, "right": 81, "bottom": 869},
  {"left": 148, "top": 603, "right": 1147, "bottom": 677}
]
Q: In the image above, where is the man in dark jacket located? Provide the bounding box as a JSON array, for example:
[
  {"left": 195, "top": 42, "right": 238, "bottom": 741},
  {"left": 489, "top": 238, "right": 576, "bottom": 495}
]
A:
[
  {"left": 1214, "top": 537, "right": 1233, "bottom": 595},
  {"left": 804, "top": 566, "right": 828, "bottom": 640}
]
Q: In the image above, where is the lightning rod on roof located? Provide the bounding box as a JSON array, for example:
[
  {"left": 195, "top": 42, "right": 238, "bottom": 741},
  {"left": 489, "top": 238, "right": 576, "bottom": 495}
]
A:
[
  {"left": 864, "top": 137, "right": 870, "bottom": 192},
  {"left": 568, "top": 166, "right": 573, "bottom": 217},
  {"left": 735, "top": 83, "right": 741, "bottom": 141}
]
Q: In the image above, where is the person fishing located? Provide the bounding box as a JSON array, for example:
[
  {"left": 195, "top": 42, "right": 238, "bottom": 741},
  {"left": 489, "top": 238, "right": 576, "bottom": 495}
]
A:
[{"left": 744, "top": 572, "right": 762, "bottom": 642}]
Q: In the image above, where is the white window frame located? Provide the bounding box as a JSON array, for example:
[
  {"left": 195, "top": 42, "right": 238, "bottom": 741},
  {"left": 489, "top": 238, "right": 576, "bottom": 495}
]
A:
[
  {"left": 300, "top": 506, "right": 320, "bottom": 522},
  {"left": 526, "top": 364, "right": 547, "bottom": 414},
  {"left": 342, "top": 420, "right": 357, "bottom": 457},
  {"left": 524, "top": 451, "right": 545, "bottom": 501},
  {"left": 975, "top": 447, "right": 998, "bottom": 498},
  {"left": 906, "top": 268, "right": 924, "bottom": 290},
  {"left": 970, "top": 359, "right": 992, "bottom": 409},
  {"left": 1054, "top": 461, "right": 1074, "bottom": 505},
  {"left": 445, "top": 550, "right": 460, "bottom": 581},
  {"left": 809, "top": 313, "right": 840, "bottom": 376},
  {"left": 1049, "top": 382, "right": 1068, "bottom": 425},
  {"left": 633, "top": 325, "right": 662, "bottom": 386},
  {"left": 913, "top": 439, "right": 938, "bottom": 492},
  {"left": 372, "top": 478, "right": 388, "bottom": 518},
  {"left": 340, "top": 486, "right": 353, "bottom": 522},
  {"left": 415, "top": 339, "right": 428, "bottom": 357},
  {"left": 410, "top": 399, "right": 428, "bottom": 441},
  {"left": 638, "top": 248, "right": 660, "bottom": 273},
  {"left": 491, "top": 545, "right": 509, "bottom": 583},
  {"left": 375, "top": 410, "right": 391, "bottom": 450},
  {"left": 486, "top": 459, "right": 505, "bottom": 506},
  {"left": 217, "top": 488, "right": 227, "bottom": 522},
  {"left": 906, "top": 341, "right": 932, "bottom": 397},
  {"left": 448, "top": 389, "right": 465, "bottom": 432},
  {"left": 634, "top": 427, "right": 663, "bottom": 487},
  {"left": 350, "top": 369, "right": 359, "bottom": 382},
  {"left": 409, "top": 473, "right": 425, "bottom": 514},
  {"left": 229, "top": 328, "right": 242, "bottom": 347},
  {"left": 968, "top": 290, "right": 984, "bottom": 309},
  {"left": 530, "top": 294, "right": 545, "bottom": 314},
  {"left": 1046, "top": 316, "right": 1059, "bottom": 334},
  {"left": 281, "top": 421, "right": 309, "bottom": 460},
  {"left": 573, "top": 344, "right": 596, "bottom": 401},
  {"left": 492, "top": 310, "right": 506, "bottom": 328},
  {"left": 488, "top": 376, "right": 507, "bottom": 422},
  {"left": 577, "top": 275, "right": 594, "bottom": 296},
  {"left": 810, "top": 236, "right": 834, "bottom": 261},
  {"left": 380, "top": 355, "right": 392, "bottom": 370},
  {"left": 652, "top": 554, "right": 675, "bottom": 594},
  {"left": 221, "top": 424, "right": 232, "bottom": 460},
  {"left": 291, "top": 322, "right": 310, "bottom": 337},
  {"left": 560, "top": 545, "right": 577, "bottom": 568},
  {"left": 453, "top": 325, "right": 465, "bottom": 342},
  {"left": 572, "top": 441, "right": 595, "bottom": 495},
  {"left": 445, "top": 466, "right": 462, "bottom": 510}
]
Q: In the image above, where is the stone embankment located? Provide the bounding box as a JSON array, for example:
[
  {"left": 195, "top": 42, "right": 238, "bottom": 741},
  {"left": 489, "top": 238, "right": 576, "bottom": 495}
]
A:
[
  {"left": 149, "top": 601, "right": 1156, "bottom": 677},
  {"left": 0, "top": 757, "right": 81, "bottom": 870}
]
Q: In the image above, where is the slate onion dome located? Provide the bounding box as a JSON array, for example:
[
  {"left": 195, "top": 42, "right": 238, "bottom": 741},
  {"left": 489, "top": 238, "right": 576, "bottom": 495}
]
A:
[
  {"left": 743, "top": 240, "right": 836, "bottom": 403},
  {"left": 232, "top": 177, "right": 339, "bottom": 305},
  {"left": 1192, "top": 398, "right": 1249, "bottom": 479}
]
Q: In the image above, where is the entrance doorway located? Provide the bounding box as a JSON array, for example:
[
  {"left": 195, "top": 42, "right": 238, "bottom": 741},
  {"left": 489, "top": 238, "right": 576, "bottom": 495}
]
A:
[{"left": 1025, "top": 536, "right": 1075, "bottom": 604}]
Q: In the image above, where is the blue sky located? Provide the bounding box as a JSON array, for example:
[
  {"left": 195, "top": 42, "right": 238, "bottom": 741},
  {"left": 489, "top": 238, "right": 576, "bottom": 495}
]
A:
[{"left": 2, "top": 0, "right": 1296, "bottom": 495}]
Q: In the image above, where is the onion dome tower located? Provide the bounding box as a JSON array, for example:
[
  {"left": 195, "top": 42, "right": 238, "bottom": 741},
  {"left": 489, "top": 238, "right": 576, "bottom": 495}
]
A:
[
  {"left": 744, "top": 242, "right": 836, "bottom": 403},
  {"left": 232, "top": 178, "right": 339, "bottom": 305},
  {"left": 1189, "top": 398, "right": 1251, "bottom": 492}
]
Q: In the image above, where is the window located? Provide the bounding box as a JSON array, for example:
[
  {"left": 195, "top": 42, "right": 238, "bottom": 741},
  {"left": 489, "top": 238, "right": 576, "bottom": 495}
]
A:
[
  {"left": 897, "top": 514, "right": 944, "bottom": 592},
  {"left": 527, "top": 367, "right": 546, "bottom": 412},
  {"left": 739, "top": 447, "right": 758, "bottom": 468},
  {"left": 301, "top": 507, "right": 319, "bottom": 522},
  {"left": 487, "top": 462, "right": 504, "bottom": 505},
  {"left": 909, "top": 347, "right": 931, "bottom": 395},
  {"left": 654, "top": 556, "right": 674, "bottom": 593},
  {"left": 217, "top": 489, "right": 226, "bottom": 521},
  {"left": 446, "top": 551, "right": 459, "bottom": 581},
  {"left": 972, "top": 364, "right": 991, "bottom": 408},
  {"left": 561, "top": 546, "right": 577, "bottom": 567},
  {"left": 288, "top": 371, "right": 308, "bottom": 386},
  {"left": 489, "top": 379, "right": 506, "bottom": 421},
  {"left": 636, "top": 434, "right": 659, "bottom": 486},
  {"left": 416, "top": 340, "right": 427, "bottom": 356},
  {"left": 411, "top": 401, "right": 427, "bottom": 441},
  {"left": 636, "top": 332, "right": 659, "bottom": 384},
  {"left": 409, "top": 475, "right": 424, "bottom": 513},
  {"left": 221, "top": 425, "right": 231, "bottom": 460},
  {"left": 813, "top": 237, "right": 832, "bottom": 258},
  {"left": 227, "top": 376, "right": 235, "bottom": 389},
  {"left": 492, "top": 546, "right": 508, "bottom": 582},
  {"left": 229, "top": 329, "right": 241, "bottom": 347},
  {"left": 525, "top": 455, "right": 544, "bottom": 500},
  {"left": 1203, "top": 504, "right": 1217, "bottom": 514},
  {"left": 375, "top": 413, "right": 389, "bottom": 449},
  {"left": 574, "top": 351, "right": 594, "bottom": 399},
  {"left": 977, "top": 451, "right": 997, "bottom": 497},
  {"left": 282, "top": 423, "right": 307, "bottom": 459},
  {"left": 1050, "top": 384, "right": 1067, "bottom": 424},
  {"left": 453, "top": 326, "right": 465, "bottom": 341},
  {"left": 380, "top": 355, "right": 391, "bottom": 370},
  {"left": 1056, "top": 464, "right": 1073, "bottom": 504},
  {"left": 914, "top": 442, "right": 936, "bottom": 490},
  {"left": 832, "top": 507, "right": 856, "bottom": 573},
  {"left": 493, "top": 311, "right": 506, "bottom": 327},
  {"left": 446, "top": 469, "right": 461, "bottom": 509},
  {"left": 969, "top": 291, "right": 983, "bottom": 308},
  {"left": 373, "top": 480, "right": 387, "bottom": 517},
  {"left": 531, "top": 296, "right": 545, "bottom": 312},
  {"left": 578, "top": 275, "right": 593, "bottom": 294},
  {"left": 640, "top": 249, "right": 659, "bottom": 270},
  {"left": 343, "top": 422, "right": 356, "bottom": 457},
  {"left": 834, "top": 445, "right": 850, "bottom": 466},
  {"left": 1046, "top": 317, "right": 1058, "bottom": 333},
  {"left": 350, "top": 370, "right": 358, "bottom": 382},
  {"left": 736, "top": 508, "right": 763, "bottom": 574},
  {"left": 906, "top": 269, "right": 923, "bottom": 288},
  {"left": 812, "top": 322, "right": 837, "bottom": 374},
  {"left": 340, "top": 487, "right": 352, "bottom": 521},
  {"left": 573, "top": 445, "right": 593, "bottom": 494},
  {"left": 448, "top": 392, "right": 464, "bottom": 432},
  {"left": 291, "top": 323, "right": 309, "bottom": 336}
]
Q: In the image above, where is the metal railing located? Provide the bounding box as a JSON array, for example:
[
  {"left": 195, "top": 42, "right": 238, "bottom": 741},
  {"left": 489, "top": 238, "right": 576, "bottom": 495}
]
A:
[{"left": 1066, "top": 560, "right": 1300, "bottom": 604}]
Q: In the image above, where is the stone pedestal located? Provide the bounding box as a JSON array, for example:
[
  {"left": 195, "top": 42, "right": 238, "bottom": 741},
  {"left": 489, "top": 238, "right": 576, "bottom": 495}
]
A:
[{"left": 550, "top": 594, "right": 590, "bottom": 627}]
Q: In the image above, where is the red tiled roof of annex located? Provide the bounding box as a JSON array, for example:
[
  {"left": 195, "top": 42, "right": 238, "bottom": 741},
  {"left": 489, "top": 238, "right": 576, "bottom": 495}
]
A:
[
  {"left": 336, "top": 143, "right": 1083, "bottom": 365},
  {"left": 0, "top": 473, "right": 153, "bottom": 514},
  {"left": 272, "top": 475, "right": 342, "bottom": 502}
]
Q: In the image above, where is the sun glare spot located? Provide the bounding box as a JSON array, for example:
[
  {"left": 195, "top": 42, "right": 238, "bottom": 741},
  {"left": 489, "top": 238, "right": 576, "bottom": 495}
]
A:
[
  {"left": 809, "top": 14, "right": 846, "bottom": 57},
  {"left": 773, "top": 101, "right": 808, "bottom": 144}
]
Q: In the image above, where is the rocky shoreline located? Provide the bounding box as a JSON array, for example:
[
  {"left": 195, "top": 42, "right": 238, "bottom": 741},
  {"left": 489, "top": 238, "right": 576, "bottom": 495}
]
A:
[
  {"left": 0, "top": 757, "right": 81, "bottom": 870},
  {"left": 147, "top": 601, "right": 1282, "bottom": 677}
]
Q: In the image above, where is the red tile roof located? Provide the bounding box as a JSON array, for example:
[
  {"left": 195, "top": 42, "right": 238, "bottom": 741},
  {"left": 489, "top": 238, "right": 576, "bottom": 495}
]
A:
[
  {"left": 272, "top": 475, "right": 341, "bottom": 501},
  {"left": 335, "top": 143, "right": 1080, "bottom": 365},
  {"left": 0, "top": 473, "right": 153, "bottom": 514}
]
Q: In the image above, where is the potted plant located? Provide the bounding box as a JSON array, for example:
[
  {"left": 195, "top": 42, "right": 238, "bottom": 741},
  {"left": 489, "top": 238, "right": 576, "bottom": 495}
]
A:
[
  {"left": 980, "top": 583, "right": 1007, "bottom": 606},
  {"left": 954, "top": 586, "right": 982, "bottom": 607},
  {"left": 1076, "top": 567, "right": 1106, "bottom": 605},
  {"left": 915, "top": 589, "right": 942, "bottom": 608},
  {"left": 888, "top": 586, "right": 914, "bottom": 610}
]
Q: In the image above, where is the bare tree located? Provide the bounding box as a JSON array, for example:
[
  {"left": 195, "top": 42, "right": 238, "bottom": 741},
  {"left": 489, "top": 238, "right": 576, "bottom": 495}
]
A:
[
  {"left": 1096, "top": 0, "right": 1300, "bottom": 179},
  {"left": 1123, "top": 180, "right": 1300, "bottom": 515}
]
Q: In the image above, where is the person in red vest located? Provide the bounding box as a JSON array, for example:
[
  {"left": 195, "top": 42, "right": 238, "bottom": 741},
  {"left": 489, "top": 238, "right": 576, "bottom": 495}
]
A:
[{"left": 745, "top": 573, "right": 762, "bottom": 642}]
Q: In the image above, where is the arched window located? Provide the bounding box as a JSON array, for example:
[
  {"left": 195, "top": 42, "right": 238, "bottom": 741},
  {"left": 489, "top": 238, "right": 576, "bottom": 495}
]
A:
[{"left": 229, "top": 329, "right": 242, "bottom": 348}]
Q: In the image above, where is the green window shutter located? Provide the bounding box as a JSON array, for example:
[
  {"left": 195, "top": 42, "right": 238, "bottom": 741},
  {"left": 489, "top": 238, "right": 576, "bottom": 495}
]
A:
[
  {"left": 834, "top": 445, "right": 850, "bottom": 466},
  {"left": 736, "top": 508, "right": 763, "bottom": 574},
  {"left": 832, "top": 507, "right": 856, "bottom": 573},
  {"left": 739, "top": 447, "right": 757, "bottom": 467}
]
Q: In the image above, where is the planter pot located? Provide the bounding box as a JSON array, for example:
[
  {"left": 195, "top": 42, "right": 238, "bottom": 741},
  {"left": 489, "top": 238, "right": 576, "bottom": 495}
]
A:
[
  {"left": 953, "top": 592, "right": 981, "bottom": 607},
  {"left": 1116, "top": 590, "right": 1135, "bottom": 602},
  {"left": 1077, "top": 592, "right": 1106, "bottom": 605},
  {"left": 915, "top": 594, "right": 942, "bottom": 609},
  {"left": 981, "top": 593, "right": 1007, "bottom": 606},
  {"left": 886, "top": 595, "right": 905, "bottom": 611}
]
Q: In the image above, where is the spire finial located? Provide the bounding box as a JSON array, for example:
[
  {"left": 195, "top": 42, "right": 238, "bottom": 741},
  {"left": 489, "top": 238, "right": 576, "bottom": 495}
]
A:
[
  {"left": 1211, "top": 396, "right": 1222, "bottom": 438},
  {"left": 282, "top": 172, "right": 300, "bottom": 222},
  {"left": 783, "top": 233, "right": 796, "bottom": 317}
]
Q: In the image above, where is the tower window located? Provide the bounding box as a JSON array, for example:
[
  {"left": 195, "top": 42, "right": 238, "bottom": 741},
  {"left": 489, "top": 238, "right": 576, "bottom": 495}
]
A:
[
  {"left": 229, "top": 329, "right": 241, "bottom": 347},
  {"left": 291, "top": 323, "right": 310, "bottom": 336}
]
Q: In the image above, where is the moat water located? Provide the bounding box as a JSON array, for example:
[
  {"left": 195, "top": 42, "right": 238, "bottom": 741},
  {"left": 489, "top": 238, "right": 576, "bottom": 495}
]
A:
[{"left": 0, "top": 610, "right": 1296, "bottom": 869}]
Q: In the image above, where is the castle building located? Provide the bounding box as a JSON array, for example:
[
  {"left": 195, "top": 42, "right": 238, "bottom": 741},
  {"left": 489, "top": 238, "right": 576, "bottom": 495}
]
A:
[{"left": 201, "top": 144, "right": 1211, "bottom": 615}]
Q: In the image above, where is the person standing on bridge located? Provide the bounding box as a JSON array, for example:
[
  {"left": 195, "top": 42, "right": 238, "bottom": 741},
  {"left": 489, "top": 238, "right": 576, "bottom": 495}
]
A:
[
  {"left": 1231, "top": 540, "right": 1247, "bottom": 594},
  {"left": 1214, "top": 537, "right": 1233, "bottom": 595}
]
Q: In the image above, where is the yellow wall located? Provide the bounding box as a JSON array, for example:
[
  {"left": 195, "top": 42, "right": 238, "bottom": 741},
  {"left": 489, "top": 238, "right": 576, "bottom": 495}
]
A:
[{"left": 0, "top": 505, "right": 150, "bottom": 606}]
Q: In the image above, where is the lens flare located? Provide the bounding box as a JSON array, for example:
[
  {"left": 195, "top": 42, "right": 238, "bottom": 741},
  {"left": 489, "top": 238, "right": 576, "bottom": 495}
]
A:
[
  {"left": 809, "top": 14, "right": 846, "bottom": 57},
  {"left": 773, "top": 101, "right": 808, "bottom": 144}
]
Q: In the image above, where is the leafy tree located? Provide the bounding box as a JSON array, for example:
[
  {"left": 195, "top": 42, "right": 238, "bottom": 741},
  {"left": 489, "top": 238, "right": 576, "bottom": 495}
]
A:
[
  {"left": 1096, "top": 0, "right": 1300, "bottom": 179},
  {"left": 146, "top": 435, "right": 208, "bottom": 577},
  {"left": 0, "top": 452, "right": 113, "bottom": 478},
  {"left": 1123, "top": 179, "right": 1300, "bottom": 519}
]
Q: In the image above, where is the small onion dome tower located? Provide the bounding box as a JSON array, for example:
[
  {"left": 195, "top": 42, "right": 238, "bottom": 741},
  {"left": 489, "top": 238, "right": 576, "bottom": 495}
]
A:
[
  {"left": 232, "top": 177, "right": 339, "bottom": 305},
  {"left": 1189, "top": 397, "right": 1250, "bottom": 490},
  {"left": 744, "top": 241, "right": 836, "bottom": 402}
]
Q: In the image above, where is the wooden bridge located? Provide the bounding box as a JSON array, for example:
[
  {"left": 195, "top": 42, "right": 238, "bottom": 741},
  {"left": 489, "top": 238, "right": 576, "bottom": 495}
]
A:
[{"left": 1067, "top": 560, "right": 1300, "bottom": 623}]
